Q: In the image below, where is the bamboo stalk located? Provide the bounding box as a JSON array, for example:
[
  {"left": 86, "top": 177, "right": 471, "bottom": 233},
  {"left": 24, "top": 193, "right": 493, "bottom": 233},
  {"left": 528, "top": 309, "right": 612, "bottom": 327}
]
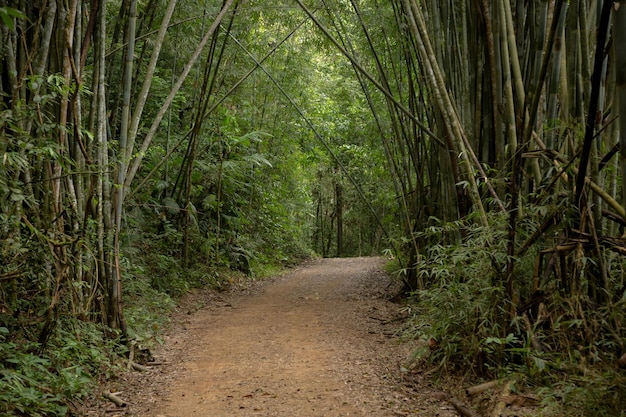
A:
[
  {"left": 533, "top": 135, "right": 626, "bottom": 218},
  {"left": 448, "top": 396, "right": 480, "bottom": 417},
  {"left": 613, "top": 3, "right": 626, "bottom": 211},
  {"left": 403, "top": 0, "right": 489, "bottom": 225},
  {"left": 131, "top": 362, "right": 149, "bottom": 372},
  {"left": 492, "top": 380, "right": 513, "bottom": 417},
  {"left": 125, "top": 0, "right": 236, "bottom": 188},
  {"left": 465, "top": 379, "right": 502, "bottom": 397},
  {"left": 575, "top": 1, "right": 613, "bottom": 203},
  {"left": 0, "top": 271, "right": 23, "bottom": 281},
  {"left": 102, "top": 391, "right": 127, "bottom": 407},
  {"left": 497, "top": 0, "right": 519, "bottom": 155}
]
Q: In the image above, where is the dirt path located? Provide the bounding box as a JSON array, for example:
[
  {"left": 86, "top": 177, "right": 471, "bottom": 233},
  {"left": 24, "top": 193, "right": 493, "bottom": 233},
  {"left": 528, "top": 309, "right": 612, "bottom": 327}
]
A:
[{"left": 100, "top": 257, "right": 458, "bottom": 416}]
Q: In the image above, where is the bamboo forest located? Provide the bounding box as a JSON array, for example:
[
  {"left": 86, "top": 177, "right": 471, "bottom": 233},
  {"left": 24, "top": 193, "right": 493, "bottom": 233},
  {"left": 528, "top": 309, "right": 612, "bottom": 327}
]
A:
[{"left": 1, "top": 0, "right": 626, "bottom": 415}]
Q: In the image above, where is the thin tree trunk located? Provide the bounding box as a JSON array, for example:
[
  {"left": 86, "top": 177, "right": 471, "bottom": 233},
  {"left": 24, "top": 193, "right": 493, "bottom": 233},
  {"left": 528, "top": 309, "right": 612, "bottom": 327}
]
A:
[
  {"left": 335, "top": 179, "right": 343, "bottom": 257},
  {"left": 112, "top": 0, "right": 138, "bottom": 337},
  {"left": 497, "top": 0, "right": 519, "bottom": 159},
  {"left": 546, "top": 4, "right": 568, "bottom": 149},
  {"left": 614, "top": 3, "right": 626, "bottom": 212},
  {"left": 480, "top": 0, "right": 503, "bottom": 173},
  {"left": 116, "top": 0, "right": 137, "bottom": 239},
  {"left": 575, "top": 1, "right": 612, "bottom": 204},
  {"left": 294, "top": 0, "right": 444, "bottom": 146},
  {"left": 403, "top": 0, "right": 490, "bottom": 226},
  {"left": 126, "top": 0, "right": 178, "bottom": 165},
  {"left": 94, "top": 0, "right": 111, "bottom": 328},
  {"left": 125, "top": 0, "right": 236, "bottom": 189}
]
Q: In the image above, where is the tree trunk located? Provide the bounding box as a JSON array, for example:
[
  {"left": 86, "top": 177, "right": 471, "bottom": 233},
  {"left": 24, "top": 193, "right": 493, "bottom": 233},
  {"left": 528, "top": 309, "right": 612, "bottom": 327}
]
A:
[
  {"left": 614, "top": 4, "right": 626, "bottom": 212},
  {"left": 125, "top": 0, "right": 236, "bottom": 188},
  {"left": 335, "top": 180, "right": 343, "bottom": 257}
]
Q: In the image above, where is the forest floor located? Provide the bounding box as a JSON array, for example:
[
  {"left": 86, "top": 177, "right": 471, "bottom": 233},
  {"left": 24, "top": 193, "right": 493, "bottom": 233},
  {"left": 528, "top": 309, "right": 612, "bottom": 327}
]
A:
[{"left": 83, "top": 257, "right": 488, "bottom": 416}]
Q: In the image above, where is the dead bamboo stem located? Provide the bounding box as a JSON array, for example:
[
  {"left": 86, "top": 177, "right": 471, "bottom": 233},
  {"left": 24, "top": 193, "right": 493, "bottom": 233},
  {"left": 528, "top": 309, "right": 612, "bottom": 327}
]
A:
[{"left": 102, "top": 391, "right": 127, "bottom": 407}]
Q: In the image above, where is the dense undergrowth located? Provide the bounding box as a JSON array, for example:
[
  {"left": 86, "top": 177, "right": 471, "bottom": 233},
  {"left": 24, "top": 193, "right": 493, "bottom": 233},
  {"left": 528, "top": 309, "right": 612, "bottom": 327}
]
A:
[
  {"left": 391, "top": 212, "right": 626, "bottom": 416},
  {"left": 0, "top": 321, "right": 118, "bottom": 417},
  {"left": 0, "top": 264, "right": 303, "bottom": 417},
  {"left": 0, "top": 217, "right": 311, "bottom": 416}
]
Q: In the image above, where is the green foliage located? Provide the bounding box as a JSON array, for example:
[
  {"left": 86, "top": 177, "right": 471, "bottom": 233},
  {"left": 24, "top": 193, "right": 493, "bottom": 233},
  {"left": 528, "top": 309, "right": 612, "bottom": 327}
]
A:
[
  {"left": 538, "top": 371, "right": 626, "bottom": 417},
  {"left": 399, "top": 209, "right": 626, "bottom": 415},
  {"left": 0, "top": 322, "right": 116, "bottom": 417},
  {"left": 400, "top": 214, "right": 513, "bottom": 376},
  {"left": 0, "top": 7, "right": 27, "bottom": 30},
  {"left": 122, "top": 260, "right": 177, "bottom": 344},
  {"left": 149, "top": 254, "right": 191, "bottom": 296}
]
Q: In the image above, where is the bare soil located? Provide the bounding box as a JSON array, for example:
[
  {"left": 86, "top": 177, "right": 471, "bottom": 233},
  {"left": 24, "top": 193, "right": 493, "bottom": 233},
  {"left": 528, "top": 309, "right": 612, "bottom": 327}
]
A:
[{"left": 88, "top": 257, "right": 461, "bottom": 416}]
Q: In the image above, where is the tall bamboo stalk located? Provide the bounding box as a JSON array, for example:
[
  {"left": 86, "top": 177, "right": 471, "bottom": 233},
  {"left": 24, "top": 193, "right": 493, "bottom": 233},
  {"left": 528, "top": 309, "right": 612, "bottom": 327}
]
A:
[
  {"left": 614, "top": 3, "right": 626, "bottom": 212},
  {"left": 124, "top": 0, "right": 237, "bottom": 188},
  {"left": 575, "top": 1, "right": 612, "bottom": 205},
  {"left": 403, "top": 0, "right": 489, "bottom": 226}
]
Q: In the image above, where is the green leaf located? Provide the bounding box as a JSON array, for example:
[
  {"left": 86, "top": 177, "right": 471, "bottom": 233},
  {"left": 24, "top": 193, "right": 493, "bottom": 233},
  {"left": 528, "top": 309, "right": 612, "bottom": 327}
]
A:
[
  {"left": 244, "top": 153, "right": 273, "bottom": 168},
  {"left": 162, "top": 197, "right": 180, "bottom": 215},
  {"left": 484, "top": 336, "right": 503, "bottom": 345},
  {"left": 0, "top": 7, "right": 27, "bottom": 30},
  {"left": 9, "top": 193, "right": 23, "bottom": 202},
  {"left": 532, "top": 356, "right": 546, "bottom": 373}
]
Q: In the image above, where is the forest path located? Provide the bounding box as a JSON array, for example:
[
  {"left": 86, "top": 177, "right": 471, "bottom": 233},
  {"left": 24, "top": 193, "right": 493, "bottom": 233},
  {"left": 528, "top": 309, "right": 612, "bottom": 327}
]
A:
[{"left": 115, "top": 257, "right": 455, "bottom": 416}]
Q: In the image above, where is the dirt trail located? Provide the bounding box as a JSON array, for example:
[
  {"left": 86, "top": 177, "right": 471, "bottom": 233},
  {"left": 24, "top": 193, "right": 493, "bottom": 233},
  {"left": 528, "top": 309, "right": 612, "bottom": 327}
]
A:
[{"left": 107, "top": 257, "right": 457, "bottom": 417}]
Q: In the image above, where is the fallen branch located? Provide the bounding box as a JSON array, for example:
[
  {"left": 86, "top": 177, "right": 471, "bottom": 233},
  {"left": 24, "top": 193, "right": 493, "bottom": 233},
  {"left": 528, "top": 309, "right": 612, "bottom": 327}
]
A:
[
  {"left": 500, "top": 394, "right": 539, "bottom": 407},
  {"left": 465, "top": 379, "right": 502, "bottom": 397},
  {"left": 492, "top": 380, "right": 513, "bottom": 417},
  {"left": 448, "top": 397, "right": 480, "bottom": 417},
  {"left": 131, "top": 362, "right": 149, "bottom": 372},
  {"left": 127, "top": 340, "right": 136, "bottom": 370},
  {"left": 0, "top": 270, "right": 22, "bottom": 281},
  {"left": 102, "top": 391, "right": 127, "bottom": 407}
]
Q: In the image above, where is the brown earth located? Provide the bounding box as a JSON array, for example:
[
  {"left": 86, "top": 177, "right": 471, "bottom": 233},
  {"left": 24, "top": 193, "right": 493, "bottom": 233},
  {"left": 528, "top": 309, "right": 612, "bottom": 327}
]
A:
[{"left": 88, "top": 257, "right": 463, "bottom": 417}]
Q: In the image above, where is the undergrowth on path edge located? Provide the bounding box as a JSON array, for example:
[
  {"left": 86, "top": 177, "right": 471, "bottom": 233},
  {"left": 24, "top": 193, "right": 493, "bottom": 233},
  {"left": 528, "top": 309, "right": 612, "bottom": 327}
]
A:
[
  {"left": 388, "top": 213, "right": 626, "bottom": 417},
  {"left": 0, "top": 253, "right": 300, "bottom": 417}
]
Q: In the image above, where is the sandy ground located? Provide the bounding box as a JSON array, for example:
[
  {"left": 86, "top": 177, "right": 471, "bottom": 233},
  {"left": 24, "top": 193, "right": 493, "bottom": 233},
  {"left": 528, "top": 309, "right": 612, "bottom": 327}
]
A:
[{"left": 87, "top": 257, "right": 461, "bottom": 416}]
